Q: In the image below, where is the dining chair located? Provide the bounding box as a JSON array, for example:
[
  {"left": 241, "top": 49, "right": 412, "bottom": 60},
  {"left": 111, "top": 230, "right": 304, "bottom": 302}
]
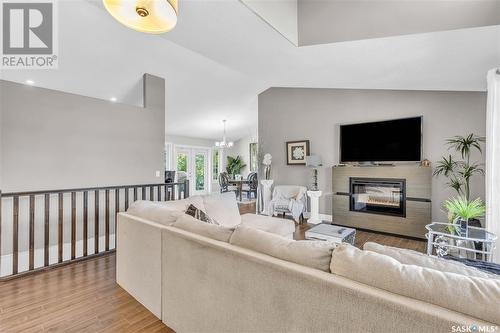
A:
[
  {"left": 219, "top": 172, "right": 239, "bottom": 195},
  {"left": 241, "top": 172, "right": 258, "bottom": 199}
]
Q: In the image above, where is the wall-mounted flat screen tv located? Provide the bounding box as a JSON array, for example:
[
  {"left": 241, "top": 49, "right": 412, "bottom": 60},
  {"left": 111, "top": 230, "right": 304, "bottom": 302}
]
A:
[{"left": 340, "top": 116, "right": 422, "bottom": 163}]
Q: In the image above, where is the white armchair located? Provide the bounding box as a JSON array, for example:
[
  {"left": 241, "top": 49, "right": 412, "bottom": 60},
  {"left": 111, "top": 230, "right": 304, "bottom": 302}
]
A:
[{"left": 269, "top": 185, "right": 307, "bottom": 222}]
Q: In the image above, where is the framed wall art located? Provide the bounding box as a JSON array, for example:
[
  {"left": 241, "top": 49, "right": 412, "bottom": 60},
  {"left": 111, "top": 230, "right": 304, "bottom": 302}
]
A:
[{"left": 286, "top": 140, "right": 310, "bottom": 165}]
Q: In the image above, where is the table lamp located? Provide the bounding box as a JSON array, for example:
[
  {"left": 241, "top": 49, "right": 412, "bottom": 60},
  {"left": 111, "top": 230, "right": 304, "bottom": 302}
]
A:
[{"left": 306, "top": 155, "right": 322, "bottom": 191}]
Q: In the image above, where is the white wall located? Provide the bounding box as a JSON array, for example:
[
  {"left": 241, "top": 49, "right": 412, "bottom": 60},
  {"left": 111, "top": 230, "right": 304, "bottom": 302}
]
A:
[
  {"left": 165, "top": 134, "right": 219, "bottom": 192},
  {"left": 226, "top": 135, "right": 257, "bottom": 177},
  {"left": 241, "top": 0, "right": 298, "bottom": 45},
  {"left": 165, "top": 134, "right": 215, "bottom": 149},
  {"left": 259, "top": 87, "right": 487, "bottom": 222}
]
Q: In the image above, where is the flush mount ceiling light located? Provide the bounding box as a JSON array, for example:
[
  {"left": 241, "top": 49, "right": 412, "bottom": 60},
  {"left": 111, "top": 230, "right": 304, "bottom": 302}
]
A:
[
  {"left": 103, "top": 0, "right": 178, "bottom": 34},
  {"left": 215, "top": 120, "right": 234, "bottom": 149}
]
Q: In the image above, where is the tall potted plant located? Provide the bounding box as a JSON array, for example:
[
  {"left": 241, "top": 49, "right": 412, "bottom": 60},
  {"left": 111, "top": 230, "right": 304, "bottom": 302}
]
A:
[
  {"left": 434, "top": 134, "right": 485, "bottom": 201},
  {"left": 434, "top": 134, "right": 485, "bottom": 228}
]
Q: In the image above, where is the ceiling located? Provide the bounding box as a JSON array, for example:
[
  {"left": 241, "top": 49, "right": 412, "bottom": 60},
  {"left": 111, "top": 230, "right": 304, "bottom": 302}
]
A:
[{"left": 1, "top": 0, "right": 499, "bottom": 140}]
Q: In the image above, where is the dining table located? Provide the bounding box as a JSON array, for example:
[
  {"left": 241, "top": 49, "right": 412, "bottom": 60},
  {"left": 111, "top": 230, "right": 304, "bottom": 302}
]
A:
[{"left": 227, "top": 179, "right": 250, "bottom": 201}]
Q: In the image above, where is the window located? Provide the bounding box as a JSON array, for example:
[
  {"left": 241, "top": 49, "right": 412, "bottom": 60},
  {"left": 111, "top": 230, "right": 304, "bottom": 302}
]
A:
[
  {"left": 195, "top": 153, "right": 205, "bottom": 191},
  {"left": 249, "top": 143, "right": 258, "bottom": 172},
  {"left": 212, "top": 149, "right": 220, "bottom": 180},
  {"left": 177, "top": 153, "right": 187, "bottom": 172}
]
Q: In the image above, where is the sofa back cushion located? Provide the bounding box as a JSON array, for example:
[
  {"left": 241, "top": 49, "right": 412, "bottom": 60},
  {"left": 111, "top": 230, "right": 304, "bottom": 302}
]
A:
[
  {"left": 171, "top": 214, "right": 235, "bottom": 242},
  {"left": 331, "top": 244, "right": 500, "bottom": 324},
  {"left": 240, "top": 213, "right": 295, "bottom": 238},
  {"left": 126, "top": 200, "right": 183, "bottom": 226},
  {"left": 230, "top": 225, "right": 335, "bottom": 272},
  {"left": 161, "top": 195, "right": 206, "bottom": 212},
  {"left": 202, "top": 192, "right": 241, "bottom": 227},
  {"left": 364, "top": 242, "right": 498, "bottom": 279}
]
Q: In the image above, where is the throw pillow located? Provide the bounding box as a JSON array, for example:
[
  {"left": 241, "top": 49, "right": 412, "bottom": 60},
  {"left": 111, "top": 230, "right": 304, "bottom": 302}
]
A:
[
  {"left": 172, "top": 214, "right": 234, "bottom": 242},
  {"left": 126, "top": 200, "right": 183, "bottom": 226},
  {"left": 201, "top": 192, "right": 241, "bottom": 227},
  {"left": 185, "top": 204, "right": 219, "bottom": 225}
]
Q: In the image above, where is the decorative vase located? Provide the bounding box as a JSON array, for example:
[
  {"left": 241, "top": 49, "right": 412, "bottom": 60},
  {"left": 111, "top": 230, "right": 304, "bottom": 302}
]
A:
[
  {"left": 264, "top": 165, "right": 271, "bottom": 180},
  {"left": 310, "top": 168, "right": 318, "bottom": 191},
  {"left": 457, "top": 218, "right": 469, "bottom": 237}
]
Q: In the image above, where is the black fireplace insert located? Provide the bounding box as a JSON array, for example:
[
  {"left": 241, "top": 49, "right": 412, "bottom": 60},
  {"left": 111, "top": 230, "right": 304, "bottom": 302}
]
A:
[{"left": 350, "top": 178, "right": 406, "bottom": 217}]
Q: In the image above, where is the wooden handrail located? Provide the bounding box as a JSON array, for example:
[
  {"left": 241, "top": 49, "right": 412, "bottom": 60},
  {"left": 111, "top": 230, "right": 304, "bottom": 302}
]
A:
[
  {"left": 0, "top": 182, "right": 187, "bottom": 197},
  {"left": 0, "top": 180, "right": 189, "bottom": 280}
]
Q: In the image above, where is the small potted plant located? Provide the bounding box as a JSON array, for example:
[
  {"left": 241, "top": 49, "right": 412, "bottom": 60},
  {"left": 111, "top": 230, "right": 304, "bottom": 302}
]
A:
[{"left": 443, "top": 197, "right": 486, "bottom": 237}]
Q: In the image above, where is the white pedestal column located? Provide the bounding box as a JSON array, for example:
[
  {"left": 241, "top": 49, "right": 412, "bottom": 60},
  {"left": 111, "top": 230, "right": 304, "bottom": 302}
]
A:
[
  {"left": 307, "top": 190, "right": 322, "bottom": 224},
  {"left": 260, "top": 180, "right": 274, "bottom": 215}
]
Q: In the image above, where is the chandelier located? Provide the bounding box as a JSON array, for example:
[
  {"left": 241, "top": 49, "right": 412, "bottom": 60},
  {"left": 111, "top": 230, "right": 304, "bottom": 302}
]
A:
[
  {"left": 215, "top": 120, "right": 234, "bottom": 149},
  {"left": 103, "top": 0, "right": 178, "bottom": 34}
]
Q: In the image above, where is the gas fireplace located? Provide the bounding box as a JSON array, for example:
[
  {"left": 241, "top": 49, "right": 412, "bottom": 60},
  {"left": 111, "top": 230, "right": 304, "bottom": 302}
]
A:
[{"left": 350, "top": 178, "right": 406, "bottom": 217}]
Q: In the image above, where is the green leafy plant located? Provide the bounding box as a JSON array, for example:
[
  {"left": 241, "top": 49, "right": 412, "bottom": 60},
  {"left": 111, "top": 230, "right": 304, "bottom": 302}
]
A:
[
  {"left": 434, "top": 134, "right": 485, "bottom": 200},
  {"left": 443, "top": 197, "right": 486, "bottom": 223},
  {"left": 195, "top": 154, "right": 205, "bottom": 191},
  {"left": 226, "top": 155, "right": 246, "bottom": 177}
]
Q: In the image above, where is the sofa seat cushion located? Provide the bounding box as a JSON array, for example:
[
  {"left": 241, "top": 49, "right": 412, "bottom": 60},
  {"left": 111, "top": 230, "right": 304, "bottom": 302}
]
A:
[
  {"left": 202, "top": 192, "right": 241, "bottom": 227},
  {"left": 171, "top": 214, "right": 235, "bottom": 242},
  {"left": 230, "top": 225, "right": 336, "bottom": 272},
  {"left": 331, "top": 244, "right": 500, "bottom": 324},
  {"left": 126, "top": 200, "right": 183, "bottom": 226},
  {"left": 240, "top": 213, "right": 295, "bottom": 238},
  {"left": 364, "top": 241, "right": 498, "bottom": 279}
]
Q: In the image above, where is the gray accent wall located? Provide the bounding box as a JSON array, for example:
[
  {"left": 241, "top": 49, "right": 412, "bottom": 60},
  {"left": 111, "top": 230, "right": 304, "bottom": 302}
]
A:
[
  {"left": 258, "top": 88, "right": 486, "bottom": 222},
  {"left": 0, "top": 74, "right": 165, "bottom": 192},
  {"left": 0, "top": 75, "right": 165, "bottom": 256},
  {"left": 298, "top": 0, "right": 500, "bottom": 45}
]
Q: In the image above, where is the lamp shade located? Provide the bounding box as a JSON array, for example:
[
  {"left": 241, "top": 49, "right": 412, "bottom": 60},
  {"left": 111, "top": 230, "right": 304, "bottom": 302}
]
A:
[
  {"left": 305, "top": 155, "right": 322, "bottom": 167},
  {"left": 103, "top": 0, "right": 178, "bottom": 34}
]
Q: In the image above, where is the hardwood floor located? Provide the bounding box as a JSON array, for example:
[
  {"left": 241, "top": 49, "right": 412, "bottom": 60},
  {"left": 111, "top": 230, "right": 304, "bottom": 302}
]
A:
[
  {"left": 239, "top": 201, "right": 426, "bottom": 253},
  {"left": 0, "top": 205, "right": 425, "bottom": 333},
  {"left": 294, "top": 222, "right": 426, "bottom": 253},
  {"left": 0, "top": 254, "right": 174, "bottom": 333},
  {"left": 237, "top": 200, "right": 257, "bottom": 215}
]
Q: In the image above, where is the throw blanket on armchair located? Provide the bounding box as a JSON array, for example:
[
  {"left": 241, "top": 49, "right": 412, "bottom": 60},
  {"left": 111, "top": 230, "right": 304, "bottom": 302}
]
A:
[{"left": 270, "top": 185, "right": 307, "bottom": 222}]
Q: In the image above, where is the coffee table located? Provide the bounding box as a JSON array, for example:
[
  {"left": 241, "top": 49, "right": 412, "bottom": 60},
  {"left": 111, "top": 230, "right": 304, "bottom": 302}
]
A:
[
  {"left": 305, "top": 223, "right": 356, "bottom": 245},
  {"left": 425, "top": 222, "right": 497, "bottom": 262}
]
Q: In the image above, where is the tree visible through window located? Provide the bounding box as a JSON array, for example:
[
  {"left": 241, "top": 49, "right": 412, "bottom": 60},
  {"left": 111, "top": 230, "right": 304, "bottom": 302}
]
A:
[
  {"left": 177, "top": 153, "right": 187, "bottom": 172},
  {"left": 195, "top": 154, "right": 205, "bottom": 191},
  {"left": 212, "top": 149, "right": 220, "bottom": 180}
]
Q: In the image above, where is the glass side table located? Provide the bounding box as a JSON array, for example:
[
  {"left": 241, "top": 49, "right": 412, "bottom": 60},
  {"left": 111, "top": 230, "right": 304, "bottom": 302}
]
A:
[{"left": 425, "top": 222, "right": 497, "bottom": 262}]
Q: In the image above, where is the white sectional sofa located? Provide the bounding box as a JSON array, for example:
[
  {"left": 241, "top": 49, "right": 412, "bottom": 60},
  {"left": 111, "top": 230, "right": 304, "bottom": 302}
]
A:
[{"left": 117, "top": 192, "right": 500, "bottom": 333}]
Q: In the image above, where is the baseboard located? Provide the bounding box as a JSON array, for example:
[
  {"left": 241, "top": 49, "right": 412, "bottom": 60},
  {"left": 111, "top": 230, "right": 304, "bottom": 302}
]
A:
[{"left": 303, "top": 212, "right": 332, "bottom": 223}]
